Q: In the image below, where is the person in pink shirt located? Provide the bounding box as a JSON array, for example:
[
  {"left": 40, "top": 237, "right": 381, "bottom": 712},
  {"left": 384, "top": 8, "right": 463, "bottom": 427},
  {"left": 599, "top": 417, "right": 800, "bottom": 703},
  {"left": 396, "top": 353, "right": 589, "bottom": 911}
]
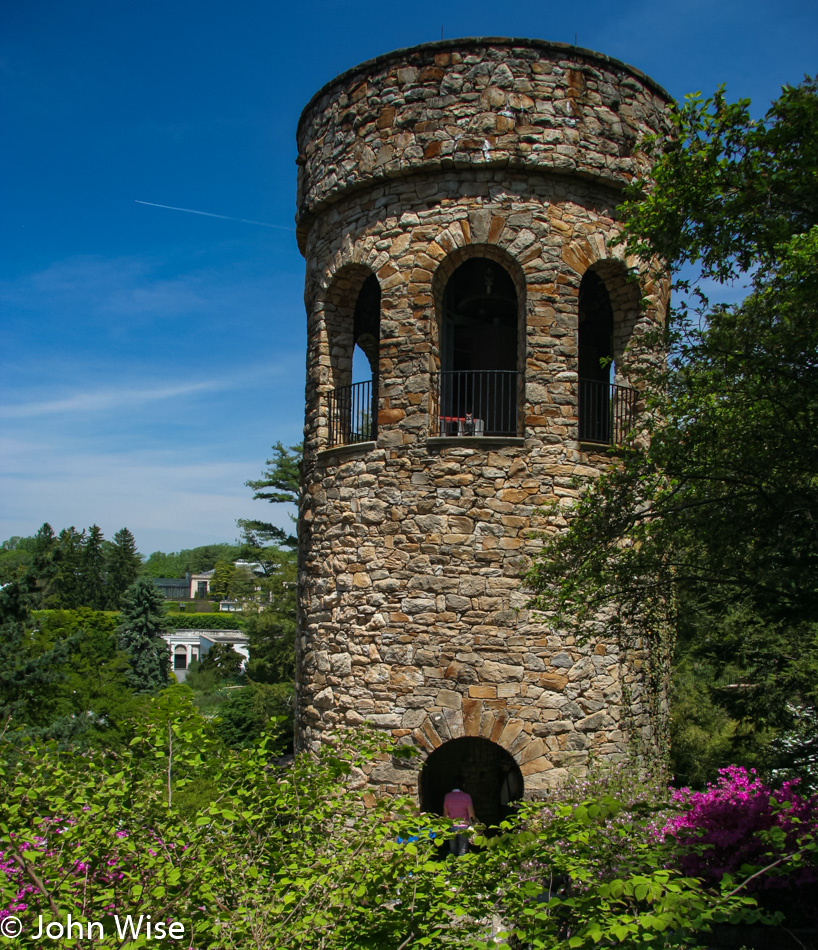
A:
[{"left": 443, "top": 776, "right": 476, "bottom": 856}]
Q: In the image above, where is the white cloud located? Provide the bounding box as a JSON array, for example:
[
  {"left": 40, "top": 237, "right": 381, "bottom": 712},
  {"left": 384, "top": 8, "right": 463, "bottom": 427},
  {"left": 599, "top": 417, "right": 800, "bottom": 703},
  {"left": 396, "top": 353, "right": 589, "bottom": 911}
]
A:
[
  {"left": 0, "top": 440, "right": 296, "bottom": 554},
  {"left": 0, "top": 380, "right": 225, "bottom": 420}
]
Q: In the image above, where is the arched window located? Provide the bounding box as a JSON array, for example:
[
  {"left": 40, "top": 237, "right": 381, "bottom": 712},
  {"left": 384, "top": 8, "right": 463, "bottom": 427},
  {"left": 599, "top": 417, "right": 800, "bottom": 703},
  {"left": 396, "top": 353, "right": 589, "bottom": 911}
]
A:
[
  {"left": 577, "top": 267, "right": 637, "bottom": 443},
  {"left": 437, "top": 258, "right": 519, "bottom": 436},
  {"left": 325, "top": 269, "right": 380, "bottom": 447}
]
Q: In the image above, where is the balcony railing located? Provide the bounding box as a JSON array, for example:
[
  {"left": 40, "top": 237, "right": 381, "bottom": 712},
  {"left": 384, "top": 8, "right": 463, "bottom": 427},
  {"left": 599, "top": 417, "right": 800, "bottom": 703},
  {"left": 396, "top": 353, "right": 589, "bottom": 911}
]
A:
[
  {"left": 578, "top": 378, "right": 637, "bottom": 445},
  {"left": 327, "top": 378, "right": 377, "bottom": 448},
  {"left": 432, "top": 370, "right": 521, "bottom": 437}
]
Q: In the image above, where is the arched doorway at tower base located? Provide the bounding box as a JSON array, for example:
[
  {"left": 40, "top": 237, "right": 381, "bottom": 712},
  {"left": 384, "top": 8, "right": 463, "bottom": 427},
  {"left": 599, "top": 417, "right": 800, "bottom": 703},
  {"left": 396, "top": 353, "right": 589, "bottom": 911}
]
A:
[{"left": 419, "top": 736, "right": 524, "bottom": 827}]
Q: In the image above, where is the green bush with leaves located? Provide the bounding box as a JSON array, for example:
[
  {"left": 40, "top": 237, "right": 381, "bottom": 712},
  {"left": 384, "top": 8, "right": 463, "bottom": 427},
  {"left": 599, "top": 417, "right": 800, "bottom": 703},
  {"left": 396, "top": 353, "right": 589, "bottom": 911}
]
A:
[
  {"left": 164, "top": 613, "right": 244, "bottom": 630},
  {"left": 1, "top": 697, "right": 780, "bottom": 950}
]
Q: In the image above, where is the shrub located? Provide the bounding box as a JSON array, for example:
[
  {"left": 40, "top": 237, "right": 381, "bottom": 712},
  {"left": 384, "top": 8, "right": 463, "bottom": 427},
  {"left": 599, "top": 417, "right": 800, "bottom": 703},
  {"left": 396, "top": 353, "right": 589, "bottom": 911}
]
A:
[
  {"left": 164, "top": 613, "right": 244, "bottom": 630},
  {"left": 664, "top": 766, "right": 818, "bottom": 903}
]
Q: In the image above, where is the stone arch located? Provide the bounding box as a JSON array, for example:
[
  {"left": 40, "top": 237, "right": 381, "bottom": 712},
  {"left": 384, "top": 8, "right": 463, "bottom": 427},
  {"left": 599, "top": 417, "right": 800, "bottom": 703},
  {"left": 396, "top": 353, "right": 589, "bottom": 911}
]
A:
[
  {"left": 321, "top": 263, "right": 380, "bottom": 446},
  {"left": 581, "top": 258, "right": 642, "bottom": 383},
  {"left": 419, "top": 736, "right": 524, "bottom": 826},
  {"left": 566, "top": 247, "right": 644, "bottom": 443},
  {"left": 432, "top": 243, "right": 527, "bottom": 436}
]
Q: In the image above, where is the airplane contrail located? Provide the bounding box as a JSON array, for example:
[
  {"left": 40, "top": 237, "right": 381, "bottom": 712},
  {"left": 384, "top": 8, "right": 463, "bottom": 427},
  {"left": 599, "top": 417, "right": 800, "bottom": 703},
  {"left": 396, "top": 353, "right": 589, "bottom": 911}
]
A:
[{"left": 135, "top": 199, "right": 294, "bottom": 230}]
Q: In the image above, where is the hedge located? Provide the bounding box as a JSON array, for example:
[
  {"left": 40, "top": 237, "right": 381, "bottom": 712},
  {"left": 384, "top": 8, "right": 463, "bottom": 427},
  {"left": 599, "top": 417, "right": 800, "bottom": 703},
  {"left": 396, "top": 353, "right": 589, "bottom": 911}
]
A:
[{"left": 163, "top": 613, "right": 245, "bottom": 630}]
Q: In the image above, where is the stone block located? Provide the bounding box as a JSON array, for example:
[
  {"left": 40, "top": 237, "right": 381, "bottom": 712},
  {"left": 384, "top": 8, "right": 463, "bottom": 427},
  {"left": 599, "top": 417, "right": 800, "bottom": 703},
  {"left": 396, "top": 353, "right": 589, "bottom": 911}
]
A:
[
  {"left": 519, "top": 755, "right": 554, "bottom": 776},
  {"left": 436, "top": 688, "right": 462, "bottom": 709}
]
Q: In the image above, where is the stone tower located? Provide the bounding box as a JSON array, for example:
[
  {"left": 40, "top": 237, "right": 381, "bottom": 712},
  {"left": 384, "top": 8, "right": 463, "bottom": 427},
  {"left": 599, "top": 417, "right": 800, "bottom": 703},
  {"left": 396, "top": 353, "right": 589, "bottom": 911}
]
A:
[{"left": 294, "top": 38, "right": 670, "bottom": 816}]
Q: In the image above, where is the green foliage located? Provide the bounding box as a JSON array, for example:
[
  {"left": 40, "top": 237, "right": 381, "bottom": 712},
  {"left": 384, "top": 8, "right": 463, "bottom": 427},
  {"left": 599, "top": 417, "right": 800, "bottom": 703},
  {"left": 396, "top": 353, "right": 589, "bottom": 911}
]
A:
[
  {"left": 82, "top": 524, "right": 107, "bottom": 610},
  {"left": 526, "top": 77, "right": 818, "bottom": 783},
  {"left": 164, "top": 612, "right": 244, "bottom": 630},
  {"left": 200, "top": 642, "right": 243, "bottom": 679},
  {"left": 623, "top": 79, "right": 818, "bottom": 282},
  {"left": 33, "top": 608, "right": 139, "bottom": 747},
  {"left": 215, "top": 681, "right": 293, "bottom": 749},
  {"left": 117, "top": 578, "right": 170, "bottom": 693},
  {"left": 0, "top": 579, "right": 76, "bottom": 737},
  {"left": 141, "top": 542, "right": 245, "bottom": 579},
  {"left": 104, "top": 527, "right": 143, "bottom": 610},
  {"left": 0, "top": 536, "right": 36, "bottom": 585},
  {"left": 239, "top": 440, "right": 301, "bottom": 550},
  {"left": 1, "top": 723, "right": 782, "bottom": 950},
  {"left": 208, "top": 559, "right": 257, "bottom": 602},
  {"left": 208, "top": 559, "right": 234, "bottom": 600},
  {"left": 244, "top": 547, "right": 296, "bottom": 683}
]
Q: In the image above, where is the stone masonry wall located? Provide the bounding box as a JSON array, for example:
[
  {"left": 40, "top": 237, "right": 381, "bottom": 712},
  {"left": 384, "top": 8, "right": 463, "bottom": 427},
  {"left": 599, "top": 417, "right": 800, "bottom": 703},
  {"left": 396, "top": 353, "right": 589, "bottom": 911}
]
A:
[{"left": 295, "top": 39, "right": 671, "bottom": 797}]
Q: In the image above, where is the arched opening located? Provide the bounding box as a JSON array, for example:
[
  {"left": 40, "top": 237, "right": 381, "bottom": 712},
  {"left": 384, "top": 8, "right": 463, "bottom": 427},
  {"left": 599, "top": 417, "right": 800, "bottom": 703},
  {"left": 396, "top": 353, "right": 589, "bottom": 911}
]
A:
[
  {"left": 437, "top": 257, "right": 519, "bottom": 436},
  {"left": 173, "top": 646, "right": 187, "bottom": 671},
  {"left": 419, "top": 736, "right": 524, "bottom": 827},
  {"left": 577, "top": 266, "right": 638, "bottom": 444},
  {"left": 324, "top": 268, "right": 380, "bottom": 447}
]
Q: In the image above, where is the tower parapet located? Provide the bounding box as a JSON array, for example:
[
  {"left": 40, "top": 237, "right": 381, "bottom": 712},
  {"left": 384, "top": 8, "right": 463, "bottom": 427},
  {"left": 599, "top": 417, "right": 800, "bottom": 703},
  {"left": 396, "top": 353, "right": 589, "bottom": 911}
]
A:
[{"left": 295, "top": 38, "right": 671, "bottom": 809}]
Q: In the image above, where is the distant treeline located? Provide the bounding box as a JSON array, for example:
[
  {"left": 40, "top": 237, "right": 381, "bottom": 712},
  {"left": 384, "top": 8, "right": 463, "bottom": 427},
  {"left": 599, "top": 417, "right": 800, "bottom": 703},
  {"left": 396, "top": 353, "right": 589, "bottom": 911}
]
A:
[{"left": 1, "top": 526, "right": 258, "bottom": 610}]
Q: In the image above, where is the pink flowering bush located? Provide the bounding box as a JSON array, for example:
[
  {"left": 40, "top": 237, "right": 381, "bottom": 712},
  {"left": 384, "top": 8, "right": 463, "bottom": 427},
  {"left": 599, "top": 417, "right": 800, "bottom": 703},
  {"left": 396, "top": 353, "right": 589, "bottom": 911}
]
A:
[{"left": 664, "top": 766, "right": 818, "bottom": 894}]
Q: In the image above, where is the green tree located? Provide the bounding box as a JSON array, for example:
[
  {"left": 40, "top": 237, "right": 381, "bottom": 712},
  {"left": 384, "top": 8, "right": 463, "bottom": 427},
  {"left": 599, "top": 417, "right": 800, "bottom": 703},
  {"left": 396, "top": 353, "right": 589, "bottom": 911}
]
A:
[
  {"left": 244, "top": 547, "right": 296, "bottom": 683},
  {"left": 239, "top": 440, "right": 301, "bottom": 552},
  {"left": 526, "top": 78, "right": 818, "bottom": 783},
  {"left": 208, "top": 559, "right": 234, "bottom": 600},
  {"left": 0, "top": 578, "right": 76, "bottom": 736},
  {"left": 141, "top": 542, "right": 244, "bottom": 579},
  {"left": 28, "top": 522, "right": 59, "bottom": 608},
  {"left": 0, "top": 535, "right": 36, "bottom": 585},
  {"left": 81, "top": 524, "right": 107, "bottom": 610},
  {"left": 117, "top": 577, "right": 170, "bottom": 693},
  {"left": 216, "top": 681, "right": 293, "bottom": 749},
  {"left": 34, "top": 608, "right": 137, "bottom": 748},
  {"left": 200, "top": 642, "right": 243, "bottom": 679},
  {"left": 105, "top": 527, "right": 142, "bottom": 609},
  {"left": 52, "top": 526, "right": 87, "bottom": 608}
]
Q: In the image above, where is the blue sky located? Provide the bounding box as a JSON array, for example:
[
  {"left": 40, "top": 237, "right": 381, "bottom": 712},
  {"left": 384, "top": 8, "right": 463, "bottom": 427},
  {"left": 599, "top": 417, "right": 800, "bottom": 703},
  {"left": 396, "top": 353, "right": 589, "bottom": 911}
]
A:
[{"left": 1, "top": 0, "right": 816, "bottom": 557}]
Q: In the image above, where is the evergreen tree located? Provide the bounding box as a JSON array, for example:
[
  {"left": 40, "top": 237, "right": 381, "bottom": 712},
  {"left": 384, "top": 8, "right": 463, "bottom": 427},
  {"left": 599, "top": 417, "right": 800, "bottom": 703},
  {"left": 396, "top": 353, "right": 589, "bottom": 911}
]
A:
[
  {"left": 244, "top": 548, "right": 296, "bottom": 683},
  {"left": 117, "top": 577, "right": 170, "bottom": 693},
  {"left": 82, "top": 525, "right": 107, "bottom": 610},
  {"left": 53, "top": 527, "right": 85, "bottom": 609},
  {"left": 0, "top": 577, "right": 75, "bottom": 734},
  {"left": 200, "top": 642, "right": 243, "bottom": 679},
  {"left": 208, "top": 560, "right": 234, "bottom": 600},
  {"left": 29, "top": 522, "right": 59, "bottom": 608},
  {"left": 239, "top": 441, "right": 301, "bottom": 552},
  {"left": 105, "top": 528, "right": 142, "bottom": 609}
]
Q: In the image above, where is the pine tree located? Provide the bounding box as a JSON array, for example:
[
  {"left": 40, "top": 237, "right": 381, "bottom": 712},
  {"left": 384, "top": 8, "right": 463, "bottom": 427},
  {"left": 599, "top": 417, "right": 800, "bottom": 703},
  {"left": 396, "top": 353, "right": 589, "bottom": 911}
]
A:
[
  {"left": 82, "top": 525, "right": 107, "bottom": 610},
  {"left": 116, "top": 577, "right": 170, "bottom": 693},
  {"left": 239, "top": 441, "right": 301, "bottom": 552},
  {"left": 29, "top": 522, "right": 59, "bottom": 608},
  {"left": 209, "top": 560, "right": 234, "bottom": 600},
  {"left": 53, "top": 527, "right": 85, "bottom": 608},
  {"left": 105, "top": 528, "right": 142, "bottom": 609},
  {"left": 0, "top": 577, "right": 74, "bottom": 732}
]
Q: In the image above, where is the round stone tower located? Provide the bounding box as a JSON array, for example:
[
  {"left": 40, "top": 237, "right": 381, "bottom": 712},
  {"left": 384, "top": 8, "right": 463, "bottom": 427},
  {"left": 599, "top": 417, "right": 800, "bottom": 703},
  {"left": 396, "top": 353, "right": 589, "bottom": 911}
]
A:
[{"left": 295, "top": 38, "right": 671, "bottom": 812}]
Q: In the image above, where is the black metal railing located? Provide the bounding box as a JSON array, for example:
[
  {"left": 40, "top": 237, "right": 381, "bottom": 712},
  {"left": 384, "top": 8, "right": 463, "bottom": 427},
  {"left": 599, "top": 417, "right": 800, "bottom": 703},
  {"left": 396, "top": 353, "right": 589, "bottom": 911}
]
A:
[
  {"left": 433, "top": 370, "right": 521, "bottom": 437},
  {"left": 328, "top": 378, "right": 378, "bottom": 448},
  {"left": 578, "top": 378, "right": 637, "bottom": 444}
]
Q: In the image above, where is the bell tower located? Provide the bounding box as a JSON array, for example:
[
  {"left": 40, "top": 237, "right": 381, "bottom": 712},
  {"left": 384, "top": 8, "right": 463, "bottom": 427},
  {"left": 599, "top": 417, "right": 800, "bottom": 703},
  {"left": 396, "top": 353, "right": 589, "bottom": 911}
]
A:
[{"left": 294, "top": 38, "right": 671, "bottom": 804}]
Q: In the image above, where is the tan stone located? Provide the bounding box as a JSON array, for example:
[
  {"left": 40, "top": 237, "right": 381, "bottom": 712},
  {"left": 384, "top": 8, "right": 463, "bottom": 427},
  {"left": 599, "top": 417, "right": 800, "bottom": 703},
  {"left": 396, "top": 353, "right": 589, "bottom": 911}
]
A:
[
  {"left": 462, "top": 698, "right": 482, "bottom": 735},
  {"left": 468, "top": 685, "right": 496, "bottom": 698},
  {"left": 520, "top": 756, "right": 555, "bottom": 776},
  {"left": 539, "top": 672, "right": 568, "bottom": 691}
]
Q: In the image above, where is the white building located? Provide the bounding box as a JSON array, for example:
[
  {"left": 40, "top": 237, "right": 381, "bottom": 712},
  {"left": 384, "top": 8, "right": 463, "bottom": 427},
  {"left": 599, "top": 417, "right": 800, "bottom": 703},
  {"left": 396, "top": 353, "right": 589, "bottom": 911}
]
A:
[{"left": 163, "top": 629, "right": 250, "bottom": 682}]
